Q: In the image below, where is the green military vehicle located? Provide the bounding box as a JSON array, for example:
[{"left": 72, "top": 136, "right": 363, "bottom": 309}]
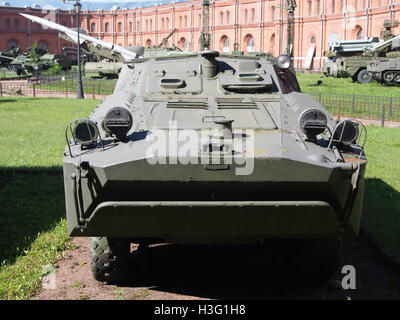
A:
[
  {"left": 323, "top": 19, "right": 400, "bottom": 83},
  {"left": 63, "top": 52, "right": 368, "bottom": 283}
]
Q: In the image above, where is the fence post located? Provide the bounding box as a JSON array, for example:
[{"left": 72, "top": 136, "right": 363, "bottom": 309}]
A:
[
  {"left": 389, "top": 97, "right": 392, "bottom": 117},
  {"left": 337, "top": 100, "right": 341, "bottom": 121},
  {"left": 65, "top": 83, "right": 68, "bottom": 99},
  {"left": 32, "top": 83, "right": 36, "bottom": 98},
  {"left": 0, "top": 83, "right": 2, "bottom": 97},
  {"left": 352, "top": 95, "right": 355, "bottom": 113},
  {"left": 92, "top": 83, "right": 95, "bottom": 99},
  {"left": 381, "top": 104, "right": 385, "bottom": 127},
  {"left": 318, "top": 93, "right": 321, "bottom": 103}
]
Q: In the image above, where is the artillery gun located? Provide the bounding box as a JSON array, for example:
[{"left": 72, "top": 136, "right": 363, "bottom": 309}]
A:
[{"left": 323, "top": 19, "right": 400, "bottom": 83}]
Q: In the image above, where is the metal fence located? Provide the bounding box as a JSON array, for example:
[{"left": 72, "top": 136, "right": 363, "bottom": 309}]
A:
[
  {"left": 0, "top": 79, "right": 400, "bottom": 126},
  {"left": 0, "top": 79, "right": 116, "bottom": 99},
  {"left": 310, "top": 92, "right": 400, "bottom": 126}
]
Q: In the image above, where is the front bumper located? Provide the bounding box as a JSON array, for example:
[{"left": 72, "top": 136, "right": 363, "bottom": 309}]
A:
[{"left": 69, "top": 200, "right": 343, "bottom": 242}]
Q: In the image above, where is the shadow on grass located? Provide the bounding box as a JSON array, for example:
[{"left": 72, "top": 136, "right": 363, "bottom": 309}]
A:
[
  {"left": 0, "top": 168, "right": 65, "bottom": 266},
  {"left": 362, "top": 178, "right": 400, "bottom": 262}
]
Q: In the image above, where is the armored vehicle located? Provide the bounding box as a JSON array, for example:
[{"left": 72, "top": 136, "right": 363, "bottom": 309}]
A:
[
  {"left": 367, "top": 56, "right": 400, "bottom": 85},
  {"left": 323, "top": 19, "right": 400, "bottom": 83},
  {"left": 62, "top": 52, "right": 368, "bottom": 283}
]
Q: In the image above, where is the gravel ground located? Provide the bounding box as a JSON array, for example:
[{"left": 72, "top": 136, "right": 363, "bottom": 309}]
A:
[{"left": 32, "top": 234, "right": 400, "bottom": 300}]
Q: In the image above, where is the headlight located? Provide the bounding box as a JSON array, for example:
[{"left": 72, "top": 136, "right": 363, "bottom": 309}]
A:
[
  {"left": 299, "top": 109, "right": 328, "bottom": 138},
  {"left": 104, "top": 107, "right": 133, "bottom": 141},
  {"left": 72, "top": 119, "right": 99, "bottom": 146},
  {"left": 333, "top": 120, "right": 359, "bottom": 144},
  {"left": 277, "top": 55, "right": 292, "bottom": 69}
]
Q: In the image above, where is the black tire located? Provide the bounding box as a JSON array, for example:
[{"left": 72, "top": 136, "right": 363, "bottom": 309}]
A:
[
  {"left": 90, "top": 237, "right": 131, "bottom": 283},
  {"left": 357, "top": 69, "right": 373, "bottom": 83},
  {"left": 285, "top": 238, "right": 343, "bottom": 283}
]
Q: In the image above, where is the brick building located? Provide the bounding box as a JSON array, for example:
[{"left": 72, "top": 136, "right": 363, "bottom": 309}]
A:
[{"left": 1, "top": 0, "right": 400, "bottom": 69}]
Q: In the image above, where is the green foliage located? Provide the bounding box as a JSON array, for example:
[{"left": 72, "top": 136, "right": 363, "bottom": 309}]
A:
[
  {"left": 47, "top": 65, "right": 62, "bottom": 75},
  {"left": 29, "top": 42, "right": 41, "bottom": 65}
]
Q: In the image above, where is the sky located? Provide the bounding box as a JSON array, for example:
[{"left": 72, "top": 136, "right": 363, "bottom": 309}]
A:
[{"left": 0, "top": 0, "right": 185, "bottom": 10}]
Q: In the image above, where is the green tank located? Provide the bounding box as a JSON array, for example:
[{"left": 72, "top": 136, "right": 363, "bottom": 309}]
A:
[
  {"left": 367, "top": 56, "right": 400, "bottom": 85},
  {"left": 63, "top": 52, "right": 368, "bottom": 283}
]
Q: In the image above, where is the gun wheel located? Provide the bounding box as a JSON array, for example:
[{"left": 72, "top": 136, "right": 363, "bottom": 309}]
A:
[
  {"left": 357, "top": 69, "right": 373, "bottom": 83},
  {"left": 383, "top": 71, "right": 395, "bottom": 83},
  {"left": 90, "top": 237, "right": 131, "bottom": 283}
]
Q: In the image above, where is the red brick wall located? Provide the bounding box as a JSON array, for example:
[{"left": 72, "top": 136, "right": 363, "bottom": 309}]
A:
[{"left": 2, "top": 0, "right": 400, "bottom": 69}]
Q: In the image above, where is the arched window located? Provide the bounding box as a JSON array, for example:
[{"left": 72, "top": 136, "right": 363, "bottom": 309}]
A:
[
  {"left": 38, "top": 40, "right": 48, "bottom": 50},
  {"left": 251, "top": 8, "right": 255, "bottom": 22},
  {"left": 91, "top": 23, "right": 96, "bottom": 32},
  {"left": 14, "top": 19, "right": 18, "bottom": 31},
  {"left": 220, "top": 12, "right": 224, "bottom": 25},
  {"left": 308, "top": 1, "right": 313, "bottom": 16},
  {"left": 5, "top": 19, "right": 10, "bottom": 30},
  {"left": 270, "top": 33, "right": 275, "bottom": 56},
  {"left": 355, "top": 0, "right": 358, "bottom": 10},
  {"left": 245, "top": 35, "right": 254, "bottom": 52},
  {"left": 311, "top": 36, "right": 316, "bottom": 43},
  {"left": 356, "top": 28, "right": 363, "bottom": 39},
  {"left": 223, "top": 37, "right": 229, "bottom": 53},
  {"left": 180, "top": 37, "right": 187, "bottom": 52},
  {"left": 118, "top": 22, "right": 122, "bottom": 32},
  {"left": 226, "top": 11, "right": 230, "bottom": 24},
  {"left": 150, "top": 19, "right": 152, "bottom": 30},
  {"left": 161, "top": 18, "right": 164, "bottom": 30},
  {"left": 166, "top": 17, "right": 169, "bottom": 29},
  {"left": 137, "top": 20, "right": 140, "bottom": 31},
  {"left": 340, "top": 0, "right": 343, "bottom": 11},
  {"left": 317, "top": 0, "right": 320, "bottom": 13},
  {"left": 199, "top": 14, "right": 201, "bottom": 26},
  {"left": 146, "top": 39, "right": 152, "bottom": 47},
  {"left": 332, "top": 0, "right": 336, "bottom": 13},
  {"left": 179, "top": 16, "right": 182, "bottom": 28},
  {"left": 272, "top": 7, "right": 276, "bottom": 20},
  {"left": 105, "top": 22, "right": 109, "bottom": 32},
  {"left": 129, "top": 21, "right": 132, "bottom": 32},
  {"left": 145, "top": 20, "right": 148, "bottom": 31},
  {"left": 7, "top": 39, "right": 17, "bottom": 49},
  {"left": 184, "top": 15, "right": 187, "bottom": 27},
  {"left": 244, "top": 9, "right": 248, "bottom": 24}
]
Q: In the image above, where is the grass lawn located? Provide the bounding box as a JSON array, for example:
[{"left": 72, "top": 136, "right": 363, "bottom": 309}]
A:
[
  {"left": 362, "top": 126, "right": 400, "bottom": 262},
  {"left": 0, "top": 96, "right": 399, "bottom": 299},
  {"left": 297, "top": 72, "right": 400, "bottom": 97},
  {"left": 0, "top": 97, "right": 98, "bottom": 169}
]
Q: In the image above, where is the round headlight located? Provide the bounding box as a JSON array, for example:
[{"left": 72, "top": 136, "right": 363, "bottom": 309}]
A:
[
  {"left": 104, "top": 107, "right": 133, "bottom": 141},
  {"left": 333, "top": 120, "right": 359, "bottom": 144},
  {"left": 277, "top": 55, "right": 292, "bottom": 69},
  {"left": 72, "top": 119, "right": 99, "bottom": 146},
  {"left": 300, "top": 109, "right": 328, "bottom": 138}
]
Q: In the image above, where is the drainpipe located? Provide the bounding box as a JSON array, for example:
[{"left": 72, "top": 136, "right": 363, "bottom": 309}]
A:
[
  {"left": 388, "top": 0, "right": 393, "bottom": 21},
  {"left": 259, "top": 0, "right": 263, "bottom": 51},
  {"left": 319, "top": 0, "right": 325, "bottom": 71},
  {"left": 279, "top": 0, "right": 283, "bottom": 55},
  {"left": 343, "top": 0, "right": 346, "bottom": 40},
  {"left": 366, "top": 0, "right": 370, "bottom": 38},
  {"left": 190, "top": 3, "right": 193, "bottom": 51}
]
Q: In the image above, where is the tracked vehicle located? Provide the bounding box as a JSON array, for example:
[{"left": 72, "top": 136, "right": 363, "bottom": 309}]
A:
[{"left": 62, "top": 51, "right": 368, "bottom": 283}]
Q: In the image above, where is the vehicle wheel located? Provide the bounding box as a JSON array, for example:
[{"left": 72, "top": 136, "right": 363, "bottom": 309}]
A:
[
  {"left": 90, "top": 237, "right": 131, "bottom": 283},
  {"left": 383, "top": 71, "right": 395, "bottom": 83},
  {"left": 357, "top": 69, "right": 373, "bottom": 83},
  {"left": 286, "top": 238, "right": 342, "bottom": 283}
]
